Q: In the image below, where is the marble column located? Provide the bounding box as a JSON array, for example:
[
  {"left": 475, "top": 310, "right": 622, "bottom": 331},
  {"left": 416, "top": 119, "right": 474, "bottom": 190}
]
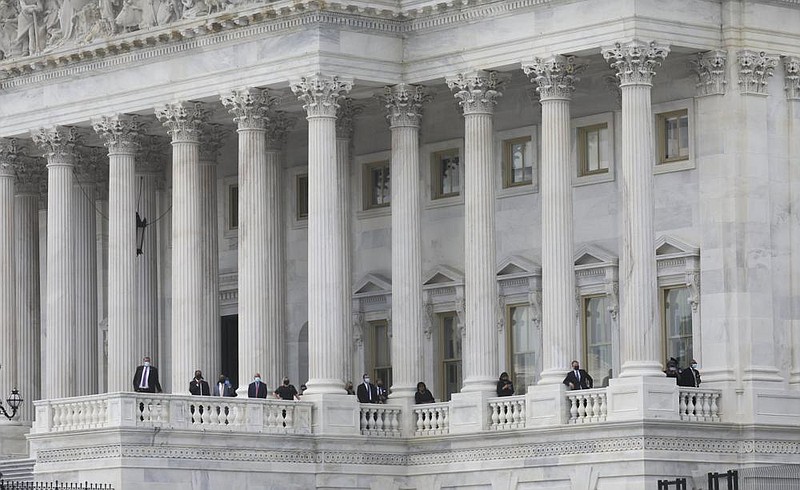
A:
[
  {"left": 603, "top": 40, "right": 669, "bottom": 377},
  {"left": 523, "top": 56, "right": 584, "bottom": 384},
  {"left": 0, "top": 140, "right": 18, "bottom": 404},
  {"left": 37, "top": 183, "right": 47, "bottom": 393},
  {"left": 446, "top": 71, "right": 503, "bottom": 393},
  {"left": 135, "top": 136, "right": 167, "bottom": 373},
  {"left": 784, "top": 56, "right": 800, "bottom": 385},
  {"left": 156, "top": 102, "right": 208, "bottom": 391},
  {"left": 291, "top": 74, "right": 352, "bottom": 394},
  {"left": 32, "top": 126, "right": 80, "bottom": 399},
  {"left": 13, "top": 153, "right": 44, "bottom": 422},
  {"left": 95, "top": 158, "right": 110, "bottom": 393},
  {"left": 335, "top": 98, "right": 359, "bottom": 384},
  {"left": 385, "top": 84, "right": 427, "bottom": 398},
  {"left": 73, "top": 153, "right": 98, "bottom": 395},
  {"left": 198, "top": 124, "right": 223, "bottom": 381},
  {"left": 93, "top": 115, "right": 142, "bottom": 393}
]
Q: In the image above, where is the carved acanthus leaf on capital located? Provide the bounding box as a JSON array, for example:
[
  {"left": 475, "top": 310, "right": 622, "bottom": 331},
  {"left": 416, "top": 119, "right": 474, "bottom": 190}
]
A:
[
  {"left": 155, "top": 101, "right": 209, "bottom": 142},
  {"left": 31, "top": 126, "right": 82, "bottom": 165},
  {"left": 92, "top": 114, "right": 143, "bottom": 154},
  {"left": 737, "top": 50, "right": 778, "bottom": 96},
  {"left": 291, "top": 75, "right": 353, "bottom": 118},
  {"left": 602, "top": 40, "right": 670, "bottom": 86},
  {"left": 783, "top": 56, "right": 800, "bottom": 100},
  {"left": 265, "top": 111, "right": 296, "bottom": 150},
  {"left": 692, "top": 50, "right": 727, "bottom": 97},
  {"left": 13, "top": 155, "right": 47, "bottom": 194},
  {"left": 446, "top": 70, "right": 504, "bottom": 115},
  {"left": 220, "top": 88, "right": 278, "bottom": 130},
  {"left": 137, "top": 135, "right": 171, "bottom": 174},
  {"left": 384, "top": 84, "right": 430, "bottom": 128},
  {"left": 199, "top": 123, "right": 229, "bottom": 162},
  {"left": 0, "top": 138, "right": 20, "bottom": 177},
  {"left": 522, "top": 55, "right": 586, "bottom": 101},
  {"left": 73, "top": 147, "right": 104, "bottom": 184},
  {"left": 335, "top": 97, "right": 363, "bottom": 140}
]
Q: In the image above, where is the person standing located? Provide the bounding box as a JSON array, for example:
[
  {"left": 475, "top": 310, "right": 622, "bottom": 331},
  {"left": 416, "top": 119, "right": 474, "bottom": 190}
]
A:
[
  {"left": 212, "top": 374, "right": 236, "bottom": 397},
  {"left": 356, "top": 373, "right": 378, "bottom": 403},
  {"left": 248, "top": 373, "right": 268, "bottom": 398},
  {"left": 189, "top": 370, "right": 211, "bottom": 395},
  {"left": 563, "top": 360, "right": 593, "bottom": 390},
  {"left": 132, "top": 356, "right": 163, "bottom": 393},
  {"left": 274, "top": 377, "right": 299, "bottom": 400},
  {"left": 678, "top": 359, "right": 701, "bottom": 387},
  {"left": 496, "top": 372, "right": 515, "bottom": 397},
  {"left": 415, "top": 382, "right": 435, "bottom": 404}
]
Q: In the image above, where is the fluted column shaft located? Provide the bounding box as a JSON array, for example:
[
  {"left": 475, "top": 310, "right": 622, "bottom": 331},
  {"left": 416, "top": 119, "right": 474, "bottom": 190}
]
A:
[
  {"left": 603, "top": 40, "right": 669, "bottom": 377},
  {"left": 73, "top": 169, "right": 98, "bottom": 395},
  {"left": 336, "top": 135, "right": 352, "bottom": 384},
  {"left": 37, "top": 199, "right": 47, "bottom": 389},
  {"left": 386, "top": 84, "right": 427, "bottom": 398},
  {"left": 199, "top": 151, "right": 221, "bottom": 381},
  {"left": 0, "top": 159, "right": 16, "bottom": 403},
  {"left": 448, "top": 72, "right": 502, "bottom": 393},
  {"left": 94, "top": 116, "right": 142, "bottom": 392},
  {"left": 787, "top": 57, "right": 800, "bottom": 385},
  {"left": 135, "top": 169, "right": 160, "bottom": 371},
  {"left": 15, "top": 190, "right": 40, "bottom": 422},
  {"left": 292, "top": 75, "right": 352, "bottom": 394}
]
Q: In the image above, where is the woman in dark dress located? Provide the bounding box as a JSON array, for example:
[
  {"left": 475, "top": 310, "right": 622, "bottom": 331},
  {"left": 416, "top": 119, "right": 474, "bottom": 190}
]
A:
[{"left": 415, "top": 382, "right": 435, "bottom": 404}]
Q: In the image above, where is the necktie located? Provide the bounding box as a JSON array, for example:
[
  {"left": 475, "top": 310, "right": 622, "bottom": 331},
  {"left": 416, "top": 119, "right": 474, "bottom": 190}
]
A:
[
  {"left": 575, "top": 371, "right": 580, "bottom": 383},
  {"left": 367, "top": 383, "right": 371, "bottom": 401},
  {"left": 140, "top": 367, "right": 149, "bottom": 389}
]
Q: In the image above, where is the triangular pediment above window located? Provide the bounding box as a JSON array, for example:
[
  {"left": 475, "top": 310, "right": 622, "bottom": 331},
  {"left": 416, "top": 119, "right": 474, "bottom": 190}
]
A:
[
  {"left": 574, "top": 244, "right": 618, "bottom": 267},
  {"left": 496, "top": 255, "right": 541, "bottom": 277},
  {"left": 423, "top": 265, "right": 464, "bottom": 286},
  {"left": 655, "top": 235, "right": 699, "bottom": 257},
  {"left": 353, "top": 273, "right": 392, "bottom": 296}
]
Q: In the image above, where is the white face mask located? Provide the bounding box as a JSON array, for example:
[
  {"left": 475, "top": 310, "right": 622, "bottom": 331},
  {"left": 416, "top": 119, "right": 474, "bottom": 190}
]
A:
[
  {"left": 254, "top": 377, "right": 261, "bottom": 383},
  {"left": 691, "top": 363, "right": 698, "bottom": 369},
  {"left": 143, "top": 362, "right": 151, "bottom": 367},
  {"left": 364, "top": 378, "right": 371, "bottom": 384}
]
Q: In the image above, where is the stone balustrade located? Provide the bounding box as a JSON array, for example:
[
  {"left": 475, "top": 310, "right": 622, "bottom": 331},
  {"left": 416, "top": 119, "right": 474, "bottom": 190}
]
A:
[
  {"left": 488, "top": 395, "right": 526, "bottom": 430},
  {"left": 678, "top": 388, "right": 721, "bottom": 422},
  {"left": 33, "top": 393, "right": 312, "bottom": 435},
  {"left": 566, "top": 388, "right": 608, "bottom": 424},
  {"left": 412, "top": 402, "right": 450, "bottom": 436},
  {"left": 359, "top": 404, "right": 401, "bottom": 437}
]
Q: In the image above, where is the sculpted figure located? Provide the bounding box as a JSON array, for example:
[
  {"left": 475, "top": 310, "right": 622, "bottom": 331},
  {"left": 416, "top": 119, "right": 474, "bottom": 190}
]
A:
[
  {"left": 155, "top": 0, "right": 175, "bottom": 25},
  {"left": 180, "top": 0, "right": 206, "bottom": 19},
  {"left": 114, "top": 0, "right": 141, "bottom": 31},
  {"left": 139, "top": 0, "right": 156, "bottom": 28},
  {"left": 0, "top": 0, "right": 18, "bottom": 59},
  {"left": 15, "top": 0, "right": 44, "bottom": 55}
]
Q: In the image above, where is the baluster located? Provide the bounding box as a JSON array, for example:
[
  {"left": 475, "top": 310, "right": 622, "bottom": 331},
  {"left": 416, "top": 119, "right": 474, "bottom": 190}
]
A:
[
  {"left": 267, "top": 405, "right": 277, "bottom": 428},
  {"left": 209, "top": 404, "right": 220, "bottom": 426},
  {"left": 429, "top": 408, "right": 437, "bottom": 431},
  {"left": 569, "top": 396, "right": 578, "bottom": 423},
  {"left": 700, "top": 393, "right": 711, "bottom": 421},
  {"left": 679, "top": 392, "right": 687, "bottom": 419},
  {"left": 577, "top": 395, "right": 587, "bottom": 422},
  {"left": 284, "top": 405, "right": 294, "bottom": 429},
  {"left": 227, "top": 404, "right": 237, "bottom": 426},
  {"left": 442, "top": 408, "right": 449, "bottom": 433},
  {"left": 390, "top": 409, "right": 399, "bottom": 434},
  {"left": 686, "top": 394, "right": 696, "bottom": 421},
  {"left": 591, "top": 393, "right": 600, "bottom": 422},
  {"left": 599, "top": 393, "right": 607, "bottom": 421},
  {"left": 490, "top": 403, "right": 499, "bottom": 427},
  {"left": 710, "top": 393, "right": 719, "bottom": 421},
  {"left": 377, "top": 409, "right": 387, "bottom": 432},
  {"left": 360, "top": 408, "right": 368, "bottom": 432},
  {"left": 415, "top": 409, "right": 423, "bottom": 433}
]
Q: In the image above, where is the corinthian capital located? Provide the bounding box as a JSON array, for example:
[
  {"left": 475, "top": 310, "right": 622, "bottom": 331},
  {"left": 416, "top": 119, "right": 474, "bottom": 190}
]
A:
[
  {"left": 155, "top": 101, "right": 209, "bottom": 142},
  {"left": 0, "top": 138, "right": 20, "bottom": 177},
  {"left": 31, "top": 126, "right": 82, "bottom": 165},
  {"left": 220, "top": 87, "right": 278, "bottom": 130},
  {"left": 384, "top": 84, "right": 429, "bottom": 128},
  {"left": 137, "top": 135, "right": 170, "bottom": 174},
  {"left": 691, "top": 50, "right": 727, "bottom": 96},
  {"left": 291, "top": 74, "right": 353, "bottom": 118},
  {"left": 13, "top": 156, "right": 46, "bottom": 194},
  {"left": 199, "top": 123, "right": 229, "bottom": 162},
  {"left": 265, "top": 112, "right": 296, "bottom": 150},
  {"left": 335, "top": 98, "right": 363, "bottom": 139},
  {"left": 522, "top": 55, "right": 585, "bottom": 101},
  {"left": 737, "top": 50, "right": 778, "bottom": 96},
  {"left": 783, "top": 56, "right": 800, "bottom": 100},
  {"left": 602, "top": 40, "right": 670, "bottom": 86},
  {"left": 92, "top": 114, "right": 143, "bottom": 154},
  {"left": 446, "top": 71, "right": 504, "bottom": 115}
]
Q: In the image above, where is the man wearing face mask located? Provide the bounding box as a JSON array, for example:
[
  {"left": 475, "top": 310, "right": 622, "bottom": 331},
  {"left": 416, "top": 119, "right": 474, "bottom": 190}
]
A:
[
  {"left": 212, "top": 374, "right": 236, "bottom": 397},
  {"left": 563, "top": 360, "right": 593, "bottom": 390},
  {"left": 274, "top": 377, "right": 299, "bottom": 400},
  {"left": 189, "top": 370, "right": 211, "bottom": 395},
  {"left": 678, "top": 359, "right": 701, "bottom": 387},
  {"left": 132, "top": 356, "right": 163, "bottom": 393},
  {"left": 356, "top": 373, "right": 378, "bottom": 403},
  {"left": 248, "top": 373, "right": 268, "bottom": 398}
]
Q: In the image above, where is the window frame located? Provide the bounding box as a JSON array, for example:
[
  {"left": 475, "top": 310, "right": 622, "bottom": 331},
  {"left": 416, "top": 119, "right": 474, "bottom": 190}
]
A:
[
  {"left": 656, "top": 109, "right": 690, "bottom": 165},
  {"left": 356, "top": 150, "right": 392, "bottom": 219},
  {"left": 370, "top": 319, "right": 392, "bottom": 390},
  {"left": 431, "top": 147, "right": 461, "bottom": 200},
  {"left": 496, "top": 126, "right": 539, "bottom": 199},
  {"left": 296, "top": 173, "right": 309, "bottom": 221},
  {"left": 571, "top": 112, "right": 616, "bottom": 187},
  {"left": 439, "top": 311, "right": 462, "bottom": 402},
  {"left": 652, "top": 99, "right": 695, "bottom": 175},
  {"left": 577, "top": 123, "right": 611, "bottom": 177},
  {"left": 581, "top": 294, "right": 613, "bottom": 386},
  {"left": 505, "top": 302, "right": 540, "bottom": 395},
  {"left": 362, "top": 160, "right": 391, "bottom": 211},
  {"left": 287, "top": 165, "right": 309, "bottom": 230},
  {"left": 660, "top": 286, "right": 694, "bottom": 370},
  {"left": 422, "top": 138, "right": 465, "bottom": 210},
  {"left": 502, "top": 136, "right": 534, "bottom": 188}
]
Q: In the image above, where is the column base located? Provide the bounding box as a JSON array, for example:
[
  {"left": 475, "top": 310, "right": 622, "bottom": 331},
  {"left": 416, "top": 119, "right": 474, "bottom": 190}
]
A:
[
  {"left": 619, "top": 360, "right": 666, "bottom": 378},
  {"left": 303, "top": 392, "right": 359, "bottom": 436},
  {"left": 606, "top": 376, "right": 679, "bottom": 422},
  {"left": 448, "top": 391, "right": 491, "bottom": 434},
  {"left": 0, "top": 422, "right": 30, "bottom": 458},
  {"left": 539, "top": 368, "right": 569, "bottom": 385},
  {"left": 525, "top": 383, "right": 569, "bottom": 426},
  {"left": 459, "top": 376, "right": 496, "bottom": 394},
  {"left": 305, "top": 378, "right": 346, "bottom": 395}
]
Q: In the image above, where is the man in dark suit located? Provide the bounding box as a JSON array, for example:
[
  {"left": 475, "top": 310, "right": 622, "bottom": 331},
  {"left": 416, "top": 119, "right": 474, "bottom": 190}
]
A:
[
  {"left": 356, "top": 373, "right": 378, "bottom": 403},
  {"left": 132, "top": 356, "right": 163, "bottom": 393},
  {"left": 212, "top": 374, "right": 236, "bottom": 397},
  {"left": 563, "top": 360, "right": 593, "bottom": 390},
  {"left": 678, "top": 359, "right": 701, "bottom": 387},
  {"left": 248, "top": 373, "right": 268, "bottom": 398},
  {"left": 189, "top": 370, "right": 211, "bottom": 395}
]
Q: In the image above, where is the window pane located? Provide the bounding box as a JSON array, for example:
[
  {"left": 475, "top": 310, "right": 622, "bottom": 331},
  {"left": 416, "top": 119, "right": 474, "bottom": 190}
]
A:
[
  {"left": 587, "top": 131, "right": 599, "bottom": 171},
  {"left": 297, "top": 174, "right": 309, "bottom": 220},
  {"left": 441, "top": 313, "right": 462, "bottom": 400},
  {"left": 665, "top": 287, "right": 693, "bottom": 368},
  {"left": 584, "top": 296, "right": 612, "bottom": 385},
  {"left": 369, "top": 164, "right": 391, "bottom": 207},
  {"left": 598, "top": 127, "right": 609, "bottom": 170},
  {"left": 679, "top": 115, "right": 689, "bottom": 157},
  {"left": 229, "top": 185, "right": 238, "bottom": 230},
  {"left": 510, "top": 305, "right": 539, "bottom": 394}
]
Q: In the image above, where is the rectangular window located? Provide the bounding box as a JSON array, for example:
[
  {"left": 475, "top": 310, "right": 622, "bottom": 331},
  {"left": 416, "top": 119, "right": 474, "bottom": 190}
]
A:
[
  {"left": 371, "top": 320, "right": 392, "bottom": 389},
  {"left": 502, "top": 136, "right": 534, "bottom": 188},
  {"left": 508, "top": 304, "right": 539, "bottom": 395},
  {"left": 296, "top": 174, "right": 308, "bottom": 221},
  {"left": 228, "top": 184, "right": 238, "bottom": 230},
  {"left": 578, "top": 123, "right": 610, "bottom": 176},
  {"left": 431, "top": 148, "right": 461, "bottom": 199},
  {"left": 363, "top": 160, "right": 391, "bottom": 210},
  {"left": 663, "top": 287, "right": 693, "bottom": 368},
  {"left": 440, "top": 312, "right": 462, "bottom": 401},
  {"left": 583, "top": 296, "right": 612, "bottom": 386},
  {"left": 657, "top": 109, "right": 689, "bottom": 164}
]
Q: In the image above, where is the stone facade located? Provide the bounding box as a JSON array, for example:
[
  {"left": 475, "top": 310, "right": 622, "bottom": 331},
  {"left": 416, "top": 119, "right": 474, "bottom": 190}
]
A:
[{"left": 1, "top": 0, "right": 800, "bottom": 488}]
